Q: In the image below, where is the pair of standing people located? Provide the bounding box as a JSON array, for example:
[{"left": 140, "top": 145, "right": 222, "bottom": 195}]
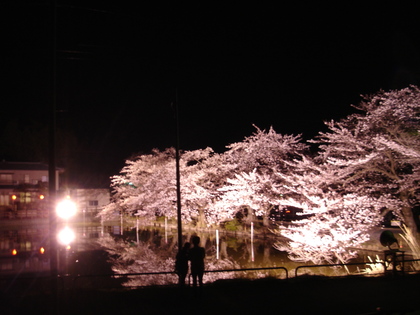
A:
[{"left": 175, "top": 236, "right": 205, "bottom": 287}]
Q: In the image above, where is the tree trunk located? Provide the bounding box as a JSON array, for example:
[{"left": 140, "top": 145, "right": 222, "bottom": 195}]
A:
[
  {"left": 220, "top": 238, "right": 228, "bottom": 259},
  {"left": 244, "top": 206, "right": 254, "bottom": 226},
  {"left": 262, "top": 205, "right": 273, "bottom": 227},
  {"left": 197, "top": 206, "right": 206, "bottom": 228},
  {"left": 262, "top": 244, "right": 271, "bottom": 265}
]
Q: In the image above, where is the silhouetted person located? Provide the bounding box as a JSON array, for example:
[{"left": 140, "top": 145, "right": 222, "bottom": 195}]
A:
[
  {"left": 189, "top": 236, "right": 205, "bottom": 287},
  {"left": 175, "top": 242, "right": 190, "bottom": 286}
]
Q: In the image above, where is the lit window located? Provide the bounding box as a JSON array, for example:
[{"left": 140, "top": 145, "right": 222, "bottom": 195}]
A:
[{"left": 0, "top": 173, "right": 13, "bottom": 184}]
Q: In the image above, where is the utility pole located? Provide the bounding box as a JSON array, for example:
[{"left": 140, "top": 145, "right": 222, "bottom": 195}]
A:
[
  {"left": 49, "top": 1, "right": 58, "bottom": 312},
  {"left": 174, "top": 90, "right": 183, "bottom": 252}
]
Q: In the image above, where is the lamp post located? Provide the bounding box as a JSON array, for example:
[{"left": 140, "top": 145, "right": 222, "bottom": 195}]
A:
[{"left": 174, "top": 90, "right": 183, "bottom": 253}]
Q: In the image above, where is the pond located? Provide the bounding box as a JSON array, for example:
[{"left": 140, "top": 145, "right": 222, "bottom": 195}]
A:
[
  {"left": 0, "top": 221, "right": 394, "bottom": 283},
  {"left": 108, "top": 224, "right": 390, "bottom": 285}
]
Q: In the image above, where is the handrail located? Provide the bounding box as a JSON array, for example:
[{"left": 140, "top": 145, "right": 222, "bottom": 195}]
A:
[
  {"left": 5, "top": 258, "right": 418, "bottom": 290},
  {"left": 70, "top": 267, "right": 288, "bottom": 288},
  {"left": 294, "top": 258, "right": 420, "bottom": 277},
  {"left": 294, "top": 261, "right": 386, "bottom": 278},
  {"left": 204, "top": 266, "right": 288, "bottom": 279}
]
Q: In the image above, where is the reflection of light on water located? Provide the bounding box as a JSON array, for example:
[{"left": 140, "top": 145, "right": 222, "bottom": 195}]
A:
[
  {"left": 0, "top": 225, "right": 104, "bottom": 276},
  {"left": 216, "top": 229, "right": 219, "bottom": 260},
  {"left": 165, "top": 217, "right": 168, "bottom": 244},
  {"left": 1, "top": 224, "right": 389, "bottom": 281},
  {"left": 251, "top": 222, "right": 254, "bottom": 262},
  {"left": 57, "top": 226, "right": 76, "bottom": 245}
]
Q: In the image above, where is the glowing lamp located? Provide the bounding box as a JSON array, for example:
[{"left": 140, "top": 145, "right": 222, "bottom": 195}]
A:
[
  {"left": 12, "top": 249, "right": 18, "bottom": 255},
  {"left": 39, "top": 247, "right": 45, "bottom": 254},
  {"left": 56, "top": 199, "right": 77, "bottom": 219}
]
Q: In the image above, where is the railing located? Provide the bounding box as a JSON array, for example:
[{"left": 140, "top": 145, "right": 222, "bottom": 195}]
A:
[
  {"left": 202, "top": 266, "right": 288, "bottom": 280},
  {"left": 4, "top": 258, "right": 420, "bottom": 293},
  {"left": 294, "top": 262, "right": 386, "bottom": 277},
  {"left": 295, "top": 258, "right": 420, "bottom": 277},
  {"left": 71, "top": 257, "right": 420, "bottom": 288}
]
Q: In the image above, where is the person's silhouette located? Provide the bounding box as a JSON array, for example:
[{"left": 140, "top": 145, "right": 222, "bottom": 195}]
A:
[
  {"left": 175, "top": 242, "right": 190, "bottom": 286},
  {"left": 189, "top": 236, "right": 205, "bottom": 287}
]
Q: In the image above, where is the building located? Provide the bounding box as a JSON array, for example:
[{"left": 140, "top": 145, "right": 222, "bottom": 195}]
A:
[
  {"left": 0, "top": 161, "right": 62, "bottom": 219},
  {"left": 0, "top": 162, "right": 110, "bottom": 275},
  {"left": 69, "top": 188, "right": 110, "bottom": 221}
]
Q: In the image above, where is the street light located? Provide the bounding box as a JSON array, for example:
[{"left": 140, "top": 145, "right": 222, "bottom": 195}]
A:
[
  {"left": 56, "top": 197, "right": 77, "bottom": 275},
  {"left": 56, "top": 197, "right": 77, "bottom": 246},
  {"left": 56, "top": 197, "right": 77, "bottom": 233},
  {"left": 56, "top": 197, "right": 77, "bottom": 220}
]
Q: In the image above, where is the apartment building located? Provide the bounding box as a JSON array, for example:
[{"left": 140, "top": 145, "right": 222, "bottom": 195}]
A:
[{"left": 0, "top": 161, "right": 62, "bottom": 219}]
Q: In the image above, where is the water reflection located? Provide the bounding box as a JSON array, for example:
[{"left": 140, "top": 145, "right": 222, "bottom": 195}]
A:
[
  {"left": 1, "top": 223, "right": 387, "bottom": 280},
  {"left": 0, "top": 226, "right": 50, "bottom": 275},
  {"left": 135, "top": 227, "right": 303, "bottom": 270},
  {"left": 0, "top": 224, "right": 103, "bottom": 276}
]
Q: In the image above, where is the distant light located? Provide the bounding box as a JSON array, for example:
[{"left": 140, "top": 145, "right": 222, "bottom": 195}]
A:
[
  {"left": 39, "top": 247, "right": 45, "bottom": 254},
  {"left": 39, "top": 194, "right": 45, "bottom": 200},
  {"left": 11, "top": 195, "right": 17, "bottom": 200},
  {"left": 12, "top": 249, "right": 18, "bottom": 255},
  {"left": 57, "top": 226, "right": 76, "bottom": 245},
  {"left": 56, "top": 199, "right": 77, "bottom": 219}
]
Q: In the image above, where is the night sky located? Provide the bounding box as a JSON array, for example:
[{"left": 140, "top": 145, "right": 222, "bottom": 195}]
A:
[{"left": 1, "top": 2, "right": 420, "bottom": 188}]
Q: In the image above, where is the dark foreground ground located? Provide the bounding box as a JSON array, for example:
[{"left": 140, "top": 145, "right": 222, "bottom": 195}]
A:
[{"left": 1, "top": 273, "right": 420, "bottom": 315}]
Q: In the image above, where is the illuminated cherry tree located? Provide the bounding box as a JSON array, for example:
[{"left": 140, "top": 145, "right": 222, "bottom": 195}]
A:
[
  {"left": 312, "top": 86, "right": 420, "bottom": 257},
  {"left": 216, "top": 169, "right": 284, "bottom": 226},
  {"left": 102, "top": 147, "right": 240, "bottom": 227},
  {"left": 216, "top": 126, "right": 308, "bottom": 226},
  {"left": 101, "top": 148, "right": 177, "bottom": 222},
  {"left": 271, "top": 87, "right": 420, "bottom": 264},
  {"left": 99, "top": 86, "right": 420, "bottom": 270},
  {"left": 102, "top": 126, "right": 309, "bottom": 228},
  {"left": 273, "top": 157, "right": 385, "bottom": 265}
]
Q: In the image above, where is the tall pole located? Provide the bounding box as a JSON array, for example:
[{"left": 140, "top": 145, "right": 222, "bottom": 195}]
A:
[
  {"left": 175, "top": 89, "right": 183, "bottom": 252},
  {"left": 49, "top": 0, "right": 58, "bottom": 280},
  {"left": 48, "top": 1, "right": 58, "bottom": 312}
]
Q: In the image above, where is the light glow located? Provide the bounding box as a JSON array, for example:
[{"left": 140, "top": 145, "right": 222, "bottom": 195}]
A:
[
  {"left": 56, "top": 199, "right": 77, "bottom": 219},
  {"left": 57, "top": 226, "right": 76, "bottom": 245}
]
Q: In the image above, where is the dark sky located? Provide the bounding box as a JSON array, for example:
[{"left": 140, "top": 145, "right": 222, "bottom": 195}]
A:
[{"left": 1, "top": 2, "right": 420, "bottom": 187}]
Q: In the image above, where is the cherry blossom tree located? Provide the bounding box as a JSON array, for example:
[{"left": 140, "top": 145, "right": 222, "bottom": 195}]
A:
[
  {"left": 273, "top": 157, "right": 385, "bottom": 265},
  {"left": 175, "top": 148, "right": 234, "bottom": 226},
  {"left": 100, "top": 87, "right": 420, "bottom": 269},
  {"left": 312, "top": 86, "right": 420, "bottom": 257},
  {"left": 101, "top": 147, "right": 240, "bottom": 227},
  {"left": 216, "top": 126, "right": 309, "bottom": 226},
  {"left": 101, "top": 148, "right": 177, "bottom": 222},
  {"left": 216, "top": 169, "right": 284, "bottom": 226}
]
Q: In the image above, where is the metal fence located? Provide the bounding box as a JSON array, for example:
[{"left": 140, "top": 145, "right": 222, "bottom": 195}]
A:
[
  {"left": 67, "top": 257, "right": 420, "bottom": 289},
  {"left": 3, "top": 257, "right": 420, "bottom": 293}
]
